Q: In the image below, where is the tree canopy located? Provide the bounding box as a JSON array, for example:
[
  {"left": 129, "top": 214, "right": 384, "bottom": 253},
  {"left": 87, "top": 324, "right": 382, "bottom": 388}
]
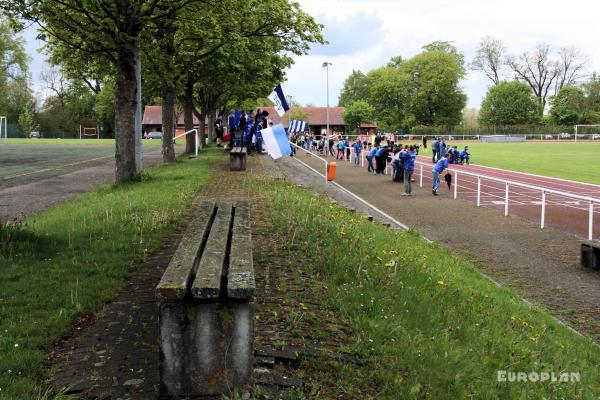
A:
[
  {"left": 341, "top": 100, "right": 374, "bottom": 133},
  {"left": 338, "top": 46, "right": 467, "bottom": 132},
  {"left": 0, "top": 17, "right": 32, "bottom": 125},
  {"left": 479, "top": 81, "right": 540, "bottom": 126}
]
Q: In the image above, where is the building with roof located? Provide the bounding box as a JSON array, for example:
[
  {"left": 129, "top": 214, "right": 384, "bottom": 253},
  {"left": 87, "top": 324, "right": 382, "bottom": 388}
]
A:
[
  {"left": 142, "top": 105, "right": 378, "bottom": 137},
  {"left": 141, "top": 105, "right": 204, "bottom": 136}
]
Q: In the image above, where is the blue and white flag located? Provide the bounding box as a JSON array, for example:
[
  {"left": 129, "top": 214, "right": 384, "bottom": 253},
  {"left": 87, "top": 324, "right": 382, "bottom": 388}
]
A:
[
  {"left": 288, "top": 120, "right": 308, "bottom": 133},
  {"left": 268, "top": 84, "right": 290, "bottom": 117},
  {"left": 261, "top": 123, "right": 292, "bottom": 159}
]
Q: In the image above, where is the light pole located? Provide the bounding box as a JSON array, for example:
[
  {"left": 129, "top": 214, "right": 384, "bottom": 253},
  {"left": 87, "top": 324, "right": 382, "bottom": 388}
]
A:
[{"left": 322, "top": 62, "right": 332, "bottom": 138}]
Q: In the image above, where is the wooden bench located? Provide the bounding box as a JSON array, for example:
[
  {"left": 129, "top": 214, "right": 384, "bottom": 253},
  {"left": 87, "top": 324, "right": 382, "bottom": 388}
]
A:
[
  {"left": 581, "top": 240, "right": 600, "bottom": 270},
  {"left": 230, "top": 147, "right": 247, "bottom": 171},
  {"left": 156, "top": 201, "right": 255, "bottom": 397}
]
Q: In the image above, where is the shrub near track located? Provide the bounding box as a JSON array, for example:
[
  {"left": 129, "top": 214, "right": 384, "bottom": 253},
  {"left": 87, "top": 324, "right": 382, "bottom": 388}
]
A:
[
  {"left": 0, "top": 150, "right": 218, "bottom": 399},
  {"left": 251, "top": 175, "right": 600, "bottom": 399}
]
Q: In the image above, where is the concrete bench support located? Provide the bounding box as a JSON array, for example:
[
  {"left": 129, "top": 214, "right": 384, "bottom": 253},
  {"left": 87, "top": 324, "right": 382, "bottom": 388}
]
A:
[
  {"left": 230, "top": 147, "right": 247, "bottom": 171},
  {"left": 581, "top": 240, "right": 600, "bottom": 270},
  {"left": 156, "top": 201, "right": 255, "bottom": 397}
]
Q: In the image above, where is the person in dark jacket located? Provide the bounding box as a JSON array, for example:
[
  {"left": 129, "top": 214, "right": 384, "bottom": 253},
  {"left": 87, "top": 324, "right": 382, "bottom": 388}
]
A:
[{"left": 375, "top": 145, "right": 389, "bottom": 175}]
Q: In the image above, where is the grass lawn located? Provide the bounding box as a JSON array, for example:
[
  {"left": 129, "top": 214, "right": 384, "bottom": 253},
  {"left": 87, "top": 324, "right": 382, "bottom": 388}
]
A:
[
  {"left": 250, "top": 175, "right": 600, "bottom": 399},
  {"left": 0, "top": 150, "right": 218, "bottom": 399},
  {"left": 419, "top": 142, "right": 600, "bottom": 185}
]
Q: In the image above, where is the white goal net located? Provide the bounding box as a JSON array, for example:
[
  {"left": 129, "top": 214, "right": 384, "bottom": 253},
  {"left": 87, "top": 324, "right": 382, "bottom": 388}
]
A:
[{"left": 574, "top": 125, "right": 600, "bottom": 141}]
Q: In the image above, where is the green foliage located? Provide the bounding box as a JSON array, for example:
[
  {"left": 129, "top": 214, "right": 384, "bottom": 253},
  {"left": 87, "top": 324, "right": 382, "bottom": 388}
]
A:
[
  {"left": 37, "top": 78, "right": 99, "bottom": 137},
  {"left": 364, "top": 65, "right": 410, "bottom": 130},
  {"left": 17, "top": 105, "right": 36, "bottom": 133},
  {"left": 338, "top": 70, "right": 368, "bottom": 107},
  {"left": 0, "top": 149, "right": 219, "bottom": 399},
  {"left": 339, "top": 50, "right": 467, "bottom": 132},
  {"left": 0, "top": 17, "right": 32, "bottom": 123},
  {"left": 341, "top": 100, "right": 374, "bottom": 133},
  {"left": 479, "top": 81, "right": 540, "bottom": 126},
  {"left": 550, "top": 85, "right": 585, "bottom": 125},
  {"left": 401, "top": 50, "right": 467, "bottom": 128},
  {"left": 422, "top": 40, "right": 466, "bottom": 71}
]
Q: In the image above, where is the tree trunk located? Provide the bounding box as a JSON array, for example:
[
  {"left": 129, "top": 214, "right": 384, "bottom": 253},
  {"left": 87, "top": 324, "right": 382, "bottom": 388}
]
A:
[
  {"left": 114, "top": 48, "right": 138, "bottom": 182},
  {"left": 161, "top": 83, "right": 176, "bottom": 162},
  {"left": 207, "top": 110, "right": 216, "bottom": 143},
  {"left": 196, "top": 110, "right": 206, "bottom": 149},
  {"left": 183, "top": 80, "right": 195, "bottom": 153}
]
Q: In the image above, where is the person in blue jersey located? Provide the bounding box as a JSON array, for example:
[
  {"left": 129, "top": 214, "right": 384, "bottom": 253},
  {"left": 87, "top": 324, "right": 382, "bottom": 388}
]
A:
[
  {"left": 439, "top": 137, "right": 446, "bottom": 157},
  {"left": 432, "top": 152, "right": 449, "bottom": 195},
  {"left": 400, "top": 146, "right": 417, "bottom": 195},
  {"left": 242, "top": 122, "right": 254, "bottom": 154},
  {"left": 352, "top": 139, "right": 362, "bottom": 165},
  {"left": 366, "top": 145, "right": 378, "bottom": 173},
  {"left": 255, "top": 120, "right": 264, "bottom": 154},
  {"left": 459, "top": 146, "right": 470, "bottom": 164}
]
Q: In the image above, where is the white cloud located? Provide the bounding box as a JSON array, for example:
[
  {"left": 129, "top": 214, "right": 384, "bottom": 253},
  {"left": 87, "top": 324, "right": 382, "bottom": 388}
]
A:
[{"left": 287, "top": 0, "right": 600, "bottom": 108}]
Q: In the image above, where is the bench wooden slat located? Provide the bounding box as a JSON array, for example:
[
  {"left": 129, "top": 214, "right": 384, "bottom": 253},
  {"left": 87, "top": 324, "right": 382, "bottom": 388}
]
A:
[
  {"left": 156, "top": 202, "right": 216, "bottom": 300},
  {"left": 227, "top": 203, "right": 255, "bottom": 299},
  {"left": 191, "top": 203, "right": 233, "bottom": 298}
]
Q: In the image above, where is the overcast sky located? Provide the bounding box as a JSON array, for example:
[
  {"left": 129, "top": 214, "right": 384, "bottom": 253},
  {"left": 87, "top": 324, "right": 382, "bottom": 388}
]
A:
[
  {"left": 21, "top": 0, "right": 600, "bottom": 109},
  {"left": 283, "top": 0, "right": 600, "bottom": 108}
]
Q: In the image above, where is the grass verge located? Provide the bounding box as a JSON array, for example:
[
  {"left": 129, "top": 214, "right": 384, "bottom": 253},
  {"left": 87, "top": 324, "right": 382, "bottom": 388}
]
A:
[
  {"left": 249, "top": 174, "right": 600, "bottom": 399},
  {"left": 0, "top": 150, "right": 219, "bottom": 399}
]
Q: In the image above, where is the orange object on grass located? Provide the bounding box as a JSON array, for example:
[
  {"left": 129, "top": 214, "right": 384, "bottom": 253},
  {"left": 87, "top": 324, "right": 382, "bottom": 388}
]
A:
[{"left": 327, "top": 162, "right": 337, "bottom": 181}]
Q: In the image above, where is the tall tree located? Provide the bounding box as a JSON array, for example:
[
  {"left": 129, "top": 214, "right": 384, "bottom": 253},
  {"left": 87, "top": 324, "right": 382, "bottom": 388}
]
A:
[
  {"left": 364, "top": 63, "right": 410, "bottom": 131},
  {"left": 422, "top": 40, "right": 465, "bottom": 70},
  {"left": 470, "top": 36, "right": 505, "bottom": 85},
  {"left": 549, "top": 85, "right": 585, "bottom": 125},
  {"left": 1, "top": 0, "right": 207, "bottom": 182},
  {"left": 505, "top": 44, "right": 559, "bottom": 114},
  {"left": 338, "top": 70, "right": 368, "bottom": 107},
  {"left": 0, "top": 17, "right": 32, "bottom": 124},
  {"left": 479, "top": 81, "right": 540, "bottom": 126},
  {"left": 341, "top": 100, "right": 374, "bottom": 134},
  {"left": 401, "top": 50, "right": 467, "bottom": 128},
  {"left": 554, "top": 46, "right": 587, "bottom": 95}
]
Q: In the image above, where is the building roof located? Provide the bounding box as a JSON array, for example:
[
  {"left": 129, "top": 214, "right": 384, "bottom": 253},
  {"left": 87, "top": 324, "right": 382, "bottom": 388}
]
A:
[
  {"left": 142, "top": 105, "right": 202, "bottom": 126},
  {"left": 259, "top": 106, "right": 348, "bottom": 127},
  {"left": 142, "top": 105, "right": 377, "bottom": 129}
]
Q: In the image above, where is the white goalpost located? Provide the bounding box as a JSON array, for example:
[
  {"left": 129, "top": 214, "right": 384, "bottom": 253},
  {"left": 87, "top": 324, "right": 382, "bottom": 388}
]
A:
[
  {"left": 0, "top": 116, "right": 6, "bottom": 139},
  {"left": 574, "top": 125, "right": 600, "bottom": 142},
  {"left": 80, "top": 125, "right": 100, "bottom": 139}
]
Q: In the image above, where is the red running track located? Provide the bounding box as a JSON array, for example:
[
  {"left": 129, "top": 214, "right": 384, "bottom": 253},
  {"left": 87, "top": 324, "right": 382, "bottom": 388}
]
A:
[
  {"left": 305, "top": 148, "right": 599, "bottom": 239},
  {"left": 412, "top": 155, "right": 600, "bottom": 240}
]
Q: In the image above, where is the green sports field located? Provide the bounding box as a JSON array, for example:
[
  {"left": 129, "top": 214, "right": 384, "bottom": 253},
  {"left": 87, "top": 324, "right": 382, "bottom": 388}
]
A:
[
  {"left": 0, "top": 139, "right": 183, "bottom": 189},
  {"left": 419, "top": 142, "right": 600, "bottom": 185}
]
